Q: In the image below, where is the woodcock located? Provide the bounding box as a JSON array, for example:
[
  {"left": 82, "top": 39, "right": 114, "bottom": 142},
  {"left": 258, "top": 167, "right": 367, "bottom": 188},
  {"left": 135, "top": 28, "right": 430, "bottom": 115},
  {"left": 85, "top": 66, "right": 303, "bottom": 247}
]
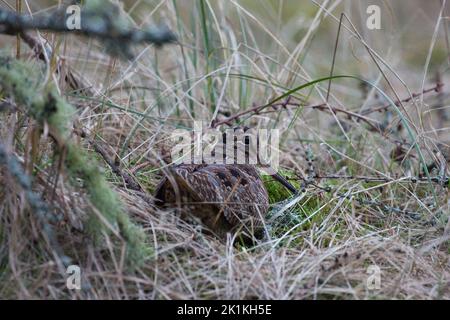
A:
[
  {"left": 154, "top": 126, "right": 297, "bottom": 241},
  {"left": 154, "top": 163, "right": 271, "bottom": 240}
]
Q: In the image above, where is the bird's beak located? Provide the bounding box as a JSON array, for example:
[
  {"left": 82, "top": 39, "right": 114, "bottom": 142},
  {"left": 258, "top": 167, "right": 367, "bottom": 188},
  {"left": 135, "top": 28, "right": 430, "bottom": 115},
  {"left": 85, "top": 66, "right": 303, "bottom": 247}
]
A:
[{"left": 271, "top": 172, "right": 298, "bottom": 194}]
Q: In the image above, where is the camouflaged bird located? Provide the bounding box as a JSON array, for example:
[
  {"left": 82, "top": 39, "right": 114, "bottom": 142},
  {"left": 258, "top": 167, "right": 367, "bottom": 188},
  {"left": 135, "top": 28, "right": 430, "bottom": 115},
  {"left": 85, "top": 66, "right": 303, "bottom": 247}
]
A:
[
  {"left": 154, "top": 126, "right": 297, "bottom": 241},
  {"left": 154, "top": 163, "right": 270, "bottom": 240}
]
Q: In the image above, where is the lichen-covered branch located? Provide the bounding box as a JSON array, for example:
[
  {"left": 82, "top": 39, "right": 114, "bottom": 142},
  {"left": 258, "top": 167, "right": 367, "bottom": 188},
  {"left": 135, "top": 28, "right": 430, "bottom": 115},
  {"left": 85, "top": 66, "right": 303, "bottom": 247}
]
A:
[
  {"left": 0, "top": 0, "right": 176, "bottom": 59},
  {"left": 0, "top": 55, "right": 150, "bottom": 267},
  {"left": 0, "top": 143, "right": 70, "bottom": 265}
]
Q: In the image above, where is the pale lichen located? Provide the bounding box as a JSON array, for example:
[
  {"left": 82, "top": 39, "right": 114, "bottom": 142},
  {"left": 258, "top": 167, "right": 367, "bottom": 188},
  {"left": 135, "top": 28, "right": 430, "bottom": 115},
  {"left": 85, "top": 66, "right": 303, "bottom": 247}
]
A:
[{"left": 0, "top": 54, "right": 150, "bottom": 267}]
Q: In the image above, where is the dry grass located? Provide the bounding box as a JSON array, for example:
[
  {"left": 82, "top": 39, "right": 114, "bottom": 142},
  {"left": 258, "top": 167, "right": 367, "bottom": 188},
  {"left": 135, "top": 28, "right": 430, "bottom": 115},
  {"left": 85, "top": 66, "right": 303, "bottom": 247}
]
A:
[{"left": 0, "top": 0, "right": 449, "bottom": 299}]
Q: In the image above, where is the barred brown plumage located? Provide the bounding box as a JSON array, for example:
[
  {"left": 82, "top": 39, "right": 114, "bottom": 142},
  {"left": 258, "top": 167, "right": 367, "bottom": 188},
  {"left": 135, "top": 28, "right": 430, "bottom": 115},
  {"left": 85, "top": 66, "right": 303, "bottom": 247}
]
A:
[{"left": 154, "top": 163, "right": 269, "bottom": 241}]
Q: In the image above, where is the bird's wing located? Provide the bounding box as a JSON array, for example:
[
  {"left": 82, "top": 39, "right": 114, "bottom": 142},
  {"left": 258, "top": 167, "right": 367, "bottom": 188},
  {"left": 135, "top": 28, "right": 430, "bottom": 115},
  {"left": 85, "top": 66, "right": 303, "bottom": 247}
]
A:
[
  {"left": 154, "top": 165, "right": 204, "bottom": 205},
  {"left": 174, "top": 165, "right": 268, "bottom": 229},
  {"left": 170, "top": 164, "right": 225, "bottom": 207},
  {"left": 155, "top": 164, "right": 269, "bottom": 233}
]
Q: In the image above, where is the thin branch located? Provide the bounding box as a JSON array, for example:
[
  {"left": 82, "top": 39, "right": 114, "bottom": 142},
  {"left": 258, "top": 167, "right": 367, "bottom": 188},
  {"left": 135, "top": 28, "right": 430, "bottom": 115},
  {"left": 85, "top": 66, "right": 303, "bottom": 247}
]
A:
[
  {"left": 212, "top": 83, "right": 443, "bottom": 130},
  {"left": 0, "top": 5, "right": 176, "bottom": 59}
]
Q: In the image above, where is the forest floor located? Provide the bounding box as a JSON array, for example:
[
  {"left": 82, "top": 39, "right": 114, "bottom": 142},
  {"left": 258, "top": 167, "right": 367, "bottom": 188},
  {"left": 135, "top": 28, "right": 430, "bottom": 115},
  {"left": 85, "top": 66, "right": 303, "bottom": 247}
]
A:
[{"left": 0, "top": 0, "right": 449, "bottom": 299}]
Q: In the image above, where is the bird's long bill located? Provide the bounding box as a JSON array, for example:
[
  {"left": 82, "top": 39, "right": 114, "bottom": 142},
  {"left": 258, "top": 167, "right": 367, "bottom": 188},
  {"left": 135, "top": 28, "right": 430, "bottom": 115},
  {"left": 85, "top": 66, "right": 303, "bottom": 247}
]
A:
[{"left": 271, "top": 172, "right": 298, "bottom": 194}]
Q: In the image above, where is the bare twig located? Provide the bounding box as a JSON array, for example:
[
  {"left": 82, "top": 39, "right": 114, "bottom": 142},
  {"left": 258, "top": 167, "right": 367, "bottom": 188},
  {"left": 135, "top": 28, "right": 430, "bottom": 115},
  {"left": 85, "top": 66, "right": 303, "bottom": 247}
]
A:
[
  {"left": 361, "top": 82, "right": 444, "bottom": 116},
  {"left": 212, "top": 83, "right": 443, "bottom": 129}
]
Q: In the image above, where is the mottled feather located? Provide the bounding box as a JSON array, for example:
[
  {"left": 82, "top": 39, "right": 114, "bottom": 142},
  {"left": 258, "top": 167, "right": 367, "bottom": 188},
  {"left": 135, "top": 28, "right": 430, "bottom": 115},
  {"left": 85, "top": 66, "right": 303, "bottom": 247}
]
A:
[{"left": 154, "top": 164, "right": 269, "bottom": 239}]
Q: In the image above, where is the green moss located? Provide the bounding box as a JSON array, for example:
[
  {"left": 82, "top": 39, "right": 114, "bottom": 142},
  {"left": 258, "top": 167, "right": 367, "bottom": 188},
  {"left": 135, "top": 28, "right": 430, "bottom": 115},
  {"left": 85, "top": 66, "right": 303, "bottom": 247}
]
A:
[
  {"left": 0, "top": 56, "right": 41, "bottom": 107},
  {"left": 0, "top": 56, "right": 75, "bottom": 137},
  {"left": 136, "top": 170, "right": 159, "bottom": 193},
  {"left": 263, "top": 171, "right": 352, "bottom": 247},
  {"left": 262, "top": 169, "right": 301, "bottom": 203},
  {"left": 65, "top": 144, "right": 151, "bottom": 265}
]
